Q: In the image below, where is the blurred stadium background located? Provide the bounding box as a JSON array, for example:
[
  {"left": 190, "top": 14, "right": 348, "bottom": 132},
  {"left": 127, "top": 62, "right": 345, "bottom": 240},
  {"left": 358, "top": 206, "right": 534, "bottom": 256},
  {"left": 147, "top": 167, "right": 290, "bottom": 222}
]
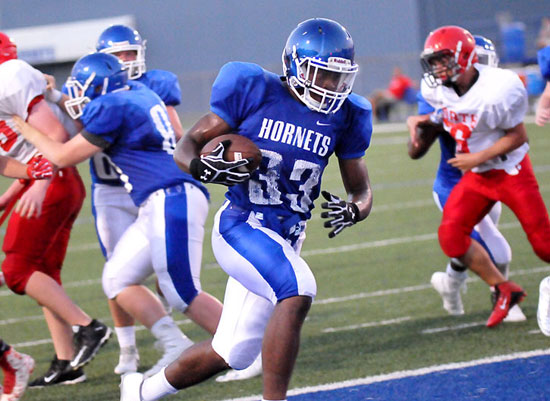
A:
[{"left": 2, "top": 0, "right": 549, "bottom": 121}]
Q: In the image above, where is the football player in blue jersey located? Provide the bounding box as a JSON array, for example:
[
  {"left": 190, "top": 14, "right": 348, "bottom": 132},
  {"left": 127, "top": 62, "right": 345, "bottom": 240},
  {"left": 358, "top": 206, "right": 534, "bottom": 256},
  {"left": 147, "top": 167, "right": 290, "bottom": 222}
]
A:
[
  {"left": 88, "top": 24, "right": 207, "bottom": 376},
  {"left": 406, "top": 35, "right": 525, "bottom": 322},
  {"left": 12, "top": 52, "right": 223, "bottom": 379},
  {"left": 96, "top": 25, "right": 184, "bottom": 139},
  {"left": 119, "top": 18, "right": 374, "bottom": 401},
  {"left": 535, "top": 45, "right": 550, "bottom": 127},
  {"left": 536, "top": 44, "right": 550, "bottom": 336}
]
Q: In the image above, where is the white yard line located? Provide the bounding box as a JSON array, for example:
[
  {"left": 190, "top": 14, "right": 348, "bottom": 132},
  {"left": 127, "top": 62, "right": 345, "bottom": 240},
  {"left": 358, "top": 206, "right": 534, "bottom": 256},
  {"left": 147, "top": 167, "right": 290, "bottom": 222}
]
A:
[
  {"left": 314, "top": 264, "right": 550, "bottom": 306},
  {"left": 315, "top": 284, "right": 432, "bottom": 305},
  {"left": 322, "top": 316, "right": 412, "bottom": 333},
  {"left": 421, "top": 321, "right": 486, "bottom": 334},
  {"left": 0, "top": 222, "right": 524, "bottom": 297},
  {"left": 4, "top": 264, "right": 549, "bottom": 336},
  {"left": 10, "top": 318, "right": 192, "bottom": 349},
  {"left": 220, "top": 347, "right": 550, "bottom": 401}
]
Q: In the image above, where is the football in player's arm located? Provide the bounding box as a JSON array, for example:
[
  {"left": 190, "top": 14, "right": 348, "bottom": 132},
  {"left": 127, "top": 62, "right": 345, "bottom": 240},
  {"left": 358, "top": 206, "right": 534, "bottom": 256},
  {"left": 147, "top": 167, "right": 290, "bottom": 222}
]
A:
[{"left": 119, "top": 18, "right": 373, "bottom": 401}]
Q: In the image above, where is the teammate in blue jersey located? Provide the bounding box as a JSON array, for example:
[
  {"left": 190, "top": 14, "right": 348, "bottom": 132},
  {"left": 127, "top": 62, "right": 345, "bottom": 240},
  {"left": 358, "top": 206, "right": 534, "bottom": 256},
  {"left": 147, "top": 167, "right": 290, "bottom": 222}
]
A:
[
  {"left": 96, "top": 24, "right": 184, "bottom": 139},
  {"left": 44, "top": 25, "right": 205, "bottom": 375},
  {"left": 88, "top": 24, "right": 213, "bottom": 376},
  {"left": 406, "top": 35, "right": 525, "bottom": 321},
  {"left": 119, "top": 18, "right": 374, "bottom": 401},
  {"left": 535, "top": 45, "right": 550, "bottom": 127},
  {"left": 12, "top": 52, "right": 222, "bottom": 378},
  {"left": 536, "top": 44, "right": 550, "bottom": 336}
]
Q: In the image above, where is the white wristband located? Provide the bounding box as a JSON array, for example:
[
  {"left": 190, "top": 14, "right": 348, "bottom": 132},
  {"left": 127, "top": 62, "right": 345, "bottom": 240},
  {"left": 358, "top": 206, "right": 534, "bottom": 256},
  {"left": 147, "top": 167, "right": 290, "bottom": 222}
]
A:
[{"left": 45, "top": 88, "right": 63, "bottom": 104}]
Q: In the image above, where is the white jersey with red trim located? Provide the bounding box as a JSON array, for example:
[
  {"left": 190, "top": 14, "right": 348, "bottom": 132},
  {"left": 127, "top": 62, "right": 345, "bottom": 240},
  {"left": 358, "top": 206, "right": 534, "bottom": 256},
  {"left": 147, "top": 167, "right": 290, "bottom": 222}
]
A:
[
  {"left": 421, "top": 64, "right": 529, "bottom": 173},
  {"left": 0, "top": 59, "right": 46, "bottom": 163}
]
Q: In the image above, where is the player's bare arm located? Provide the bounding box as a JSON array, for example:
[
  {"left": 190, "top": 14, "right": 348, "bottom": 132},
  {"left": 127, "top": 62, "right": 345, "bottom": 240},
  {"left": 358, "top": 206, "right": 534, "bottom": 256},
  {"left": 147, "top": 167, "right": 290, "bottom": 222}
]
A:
[
  {"left": 27, "top": 99, "right": 69, "bottom": 143},
  {"left": 12, "top": 115, "right": 102, "bottom": 167},
  {"left": 15, "top": 179, "right": 49, "bottom": 218},
  {"left": 448, "top": 122, "right": 528, "bottom": 172},
  {"left": 174, "top": 112, "right": 231, "bottom": 172},
  {"left": 0, "top": 156, "right": 36, "bottom": 179},
  {"left": 0, "top": 181, "right": 26, "bottom": 210},
  {"left": 406, "top": 114, "right": 441, "bottom": 159},
  {"left": 535, "top": 81, "right": 550, "bottom": 127},
  {"left": 166, "top": 106, "right": 184, "bottom": 140},
  {"left": 338, "top": 157, "right": 373, "bottom": 221},
  {"left": 11, "top": 99, "right": 67, "bottom": 218},
  {"left": 321, "top": 157, "right": 372, "bottom": 238}
]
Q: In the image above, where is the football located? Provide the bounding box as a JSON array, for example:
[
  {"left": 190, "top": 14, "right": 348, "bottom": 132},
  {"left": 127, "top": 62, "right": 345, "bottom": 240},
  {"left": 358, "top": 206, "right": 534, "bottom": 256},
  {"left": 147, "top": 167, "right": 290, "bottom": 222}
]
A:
[{"left": 200, "top": 133, "right": 262, "bottom": 172}]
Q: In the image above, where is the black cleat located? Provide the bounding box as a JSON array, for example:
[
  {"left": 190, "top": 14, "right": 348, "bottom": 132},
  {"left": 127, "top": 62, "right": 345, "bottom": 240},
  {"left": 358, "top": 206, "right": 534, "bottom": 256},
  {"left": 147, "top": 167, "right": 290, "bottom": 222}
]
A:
[
  {"left": 28, "top": 356, "right": 86, "bottom": 388},
  {"left": 70, "top": 319, "right": 112, "bottom": 370}
]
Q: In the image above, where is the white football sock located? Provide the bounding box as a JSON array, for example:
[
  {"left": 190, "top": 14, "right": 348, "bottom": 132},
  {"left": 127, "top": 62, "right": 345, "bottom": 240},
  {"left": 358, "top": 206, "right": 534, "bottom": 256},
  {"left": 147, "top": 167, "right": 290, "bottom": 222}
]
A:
[
  {"left": 151, "top": 316, "right": 193, "bottom": 350},
  {"left": 141, "top": 368, "right": 178, "bottom": 401},
  {"left": 115, "top": 325, "right": 136, "bottom": 349},
  {"left": 446, "top": 262, "right": 467, "bottom": 284}
]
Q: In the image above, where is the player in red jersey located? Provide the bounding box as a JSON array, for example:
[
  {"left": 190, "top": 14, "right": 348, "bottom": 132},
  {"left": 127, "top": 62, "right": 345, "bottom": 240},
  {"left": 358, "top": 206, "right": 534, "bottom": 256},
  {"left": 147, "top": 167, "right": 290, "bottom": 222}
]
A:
[
  {"left": 413, "top": 25, "right": 550, "bottom": 327},
  {"left": 0, "top": 31, "right": 111, "bottom": 388}
]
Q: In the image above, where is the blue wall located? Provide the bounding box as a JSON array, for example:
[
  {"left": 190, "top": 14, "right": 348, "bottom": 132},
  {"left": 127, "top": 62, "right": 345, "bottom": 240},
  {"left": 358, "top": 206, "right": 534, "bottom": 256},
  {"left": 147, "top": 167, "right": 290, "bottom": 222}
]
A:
[
  {"left": 1, "top": 0, "right": 547, "bottom": 118},
  {"left": 1, "top": 0, "right": 422, "bottom": 117}
]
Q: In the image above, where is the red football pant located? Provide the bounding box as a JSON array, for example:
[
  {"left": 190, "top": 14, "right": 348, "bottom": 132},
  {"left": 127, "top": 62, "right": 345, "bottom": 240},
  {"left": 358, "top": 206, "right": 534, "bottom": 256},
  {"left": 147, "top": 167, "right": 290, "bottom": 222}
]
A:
[
  {"left": 439, "top": 155, "right": 550, "bottom": 262},
  {"left": 2, "top": 167, "right": 86, "bottom": 294}
]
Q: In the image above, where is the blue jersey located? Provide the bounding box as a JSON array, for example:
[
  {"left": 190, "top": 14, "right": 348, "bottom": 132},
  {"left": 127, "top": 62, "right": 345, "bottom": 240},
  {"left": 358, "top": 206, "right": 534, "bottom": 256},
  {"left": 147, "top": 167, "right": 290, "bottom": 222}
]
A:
[
  {"left": 210, "top": 62, "right": 372, "bottom": 227},
  {"left": 416, "top": 92, "right": 462, "bottom": 195},
  {"left": 538, "top": 46, "right": 550, "bottom": 80},
  {"left": 90, "top": 69, "right": 181, "bottom": 185},
  {"left": 136, "top": 69, "right": 182, "bottom": 106},
  {"left": 81, "top": 81, "right": 206, "bottom": 206}
]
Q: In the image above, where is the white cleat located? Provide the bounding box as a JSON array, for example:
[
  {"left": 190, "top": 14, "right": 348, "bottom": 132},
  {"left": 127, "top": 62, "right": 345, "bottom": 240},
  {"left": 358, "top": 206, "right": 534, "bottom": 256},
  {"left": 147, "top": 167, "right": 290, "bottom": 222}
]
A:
[
  {"left": 538, "top": 276, "right": 550, "bottom": 336},
  {"left": 503, "top": 304, "right": 527, "bottom": 323},
  {"left": 120, "top": 372, "right": 143, "bottom": 401},
  {"left": 144, "top": 340, "right": 191, "bottom": 378},
  {"left": 114, "top": 346, "right": 140, "bottom": 375},
  {"left": 431, "top": 272, "right": 465, "bottom": 316},
  {"left": 216, "top": 356, "right": 263, "bottom": 382}
]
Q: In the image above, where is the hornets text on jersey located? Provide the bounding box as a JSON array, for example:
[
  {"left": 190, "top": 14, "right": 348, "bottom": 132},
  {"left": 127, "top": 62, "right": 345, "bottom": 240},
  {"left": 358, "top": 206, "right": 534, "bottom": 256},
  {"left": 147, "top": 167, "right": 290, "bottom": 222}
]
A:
[{"left": 210, "top": 61, "right": 372, "bottom": 231}]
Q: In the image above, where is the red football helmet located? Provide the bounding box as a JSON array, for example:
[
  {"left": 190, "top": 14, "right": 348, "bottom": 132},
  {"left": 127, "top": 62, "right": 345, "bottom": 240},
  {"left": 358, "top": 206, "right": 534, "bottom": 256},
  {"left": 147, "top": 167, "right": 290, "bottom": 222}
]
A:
[
  {"left": 421, "top": 25, "right": 477, "bottom": 87},
  {"left": 0, "top": 32, "right": 17, "bottom": 64}
]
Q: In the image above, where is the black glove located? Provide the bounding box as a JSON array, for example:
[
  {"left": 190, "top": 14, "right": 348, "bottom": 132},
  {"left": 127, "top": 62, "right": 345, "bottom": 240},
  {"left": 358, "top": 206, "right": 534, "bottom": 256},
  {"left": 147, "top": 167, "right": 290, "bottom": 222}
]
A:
[
  {"left": 320, "top": 190, "right": 360, "bottom": 238},
  {"left": 190, "top": 140, "right": 251, "bottom": 186}
]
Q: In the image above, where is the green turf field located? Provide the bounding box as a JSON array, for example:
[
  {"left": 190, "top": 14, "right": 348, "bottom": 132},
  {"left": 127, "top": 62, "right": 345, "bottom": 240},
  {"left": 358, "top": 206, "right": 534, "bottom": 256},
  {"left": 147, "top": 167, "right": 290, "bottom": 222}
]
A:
[{"left": 1, "top": 122, "right": 549, "bottom": 400}]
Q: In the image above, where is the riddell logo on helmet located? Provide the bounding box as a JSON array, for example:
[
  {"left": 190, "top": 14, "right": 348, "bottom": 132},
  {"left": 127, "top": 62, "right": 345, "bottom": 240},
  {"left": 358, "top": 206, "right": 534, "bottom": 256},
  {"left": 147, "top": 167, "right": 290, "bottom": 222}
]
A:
[{"left": 328, "top": 57, "right": 350, "bottom": 65}]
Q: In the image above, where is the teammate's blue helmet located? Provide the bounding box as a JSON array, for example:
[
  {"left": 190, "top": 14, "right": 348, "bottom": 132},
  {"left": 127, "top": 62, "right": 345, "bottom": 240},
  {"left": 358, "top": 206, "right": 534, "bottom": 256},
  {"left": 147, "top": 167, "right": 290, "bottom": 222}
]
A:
[
  {"left": 282, "top": 18, "right": 358, "bottom": 114},
  {"left": 65, "top": 52, "right": 128, "bottom": 119},
  {"left": 96, "top": 24, "right": 146, "bottom": 79},
  {"left": 474, "top": 35, "right": 499, "bottom": 67}
]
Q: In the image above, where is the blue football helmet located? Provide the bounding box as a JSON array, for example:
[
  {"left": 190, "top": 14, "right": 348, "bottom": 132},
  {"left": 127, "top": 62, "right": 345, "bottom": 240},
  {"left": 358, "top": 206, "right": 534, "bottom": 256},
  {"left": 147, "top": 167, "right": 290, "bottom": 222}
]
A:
[
  {"left": 474, "top": 35, "right": 499, "bottom": 67},
  {"left": 96, "top": 24, "right": 146, "bottom": 79},
  {"left": 65, "top": 53, "right": 128, "bottom": 119},
  {"left": 282, "top": 18, "right": 358, "bottom": 114}
]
